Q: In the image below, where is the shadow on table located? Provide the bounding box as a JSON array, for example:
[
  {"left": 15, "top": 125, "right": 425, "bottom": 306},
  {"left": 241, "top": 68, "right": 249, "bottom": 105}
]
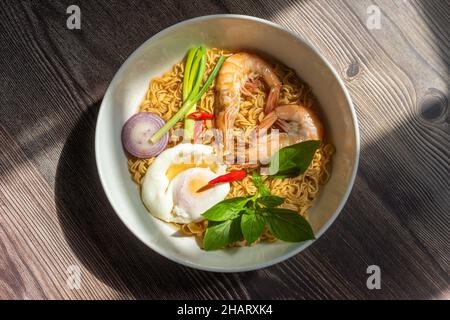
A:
[
  {"left": 54, "top": 94, "right": 449, "bottom": 300},
  {"left": 54, "top": 105, "right": 261, "bottom": 299},
  {"left": 54, "top": 0, "right": 449, "bottom": 299}
]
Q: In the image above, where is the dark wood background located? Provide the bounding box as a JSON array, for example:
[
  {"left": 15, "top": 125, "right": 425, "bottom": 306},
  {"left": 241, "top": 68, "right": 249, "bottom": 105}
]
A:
[{"left": 0, "top": 0, "right": 448, "bottom": 300}]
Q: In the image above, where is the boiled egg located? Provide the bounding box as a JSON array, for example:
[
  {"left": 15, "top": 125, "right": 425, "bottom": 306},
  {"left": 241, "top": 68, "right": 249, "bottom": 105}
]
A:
[{"left": 141, "top": 143, "right": 230, "bottom": 224}]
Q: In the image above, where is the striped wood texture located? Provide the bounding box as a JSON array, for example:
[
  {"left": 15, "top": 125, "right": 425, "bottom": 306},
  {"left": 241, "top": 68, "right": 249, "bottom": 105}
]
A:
[{"left": 0, "top": 0, "right": 449, "bottom": 299}]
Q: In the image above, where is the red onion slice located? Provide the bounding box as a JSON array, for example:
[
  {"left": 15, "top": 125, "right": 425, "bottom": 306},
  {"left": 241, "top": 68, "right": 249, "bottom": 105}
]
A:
[{"left": 121, "top": 112, "right": 168, "bottom": 158}]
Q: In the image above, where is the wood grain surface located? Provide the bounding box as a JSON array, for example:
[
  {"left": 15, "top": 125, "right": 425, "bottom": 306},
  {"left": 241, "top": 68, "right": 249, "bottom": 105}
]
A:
[{"left": 0, "top": 0, "right": 449, "bottom": 300}]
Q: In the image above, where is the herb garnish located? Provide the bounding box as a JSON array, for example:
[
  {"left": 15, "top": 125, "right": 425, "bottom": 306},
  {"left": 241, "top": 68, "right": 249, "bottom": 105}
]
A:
[
  {"left": 268, "top": 140, "right": 321, "bottom": 178},
  {"left": 202, "top": 171, "right": 315, "bottom": 250},
  {"left": 202, "top": 140, "right": 320, "bottom": 250}
]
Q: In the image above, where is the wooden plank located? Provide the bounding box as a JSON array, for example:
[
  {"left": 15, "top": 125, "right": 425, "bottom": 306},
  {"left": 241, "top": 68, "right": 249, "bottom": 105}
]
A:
[
  {"left": 0, "top": 126, "right": 124, "bottom": 299},
  {"left": 0, "top": 0, "right": 448, "bottom": 299}
]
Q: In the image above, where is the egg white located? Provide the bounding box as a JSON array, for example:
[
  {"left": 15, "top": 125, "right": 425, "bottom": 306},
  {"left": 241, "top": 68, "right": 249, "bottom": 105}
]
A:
[{"left": 141, "top": 143, "right": 229, "bottom": 224}]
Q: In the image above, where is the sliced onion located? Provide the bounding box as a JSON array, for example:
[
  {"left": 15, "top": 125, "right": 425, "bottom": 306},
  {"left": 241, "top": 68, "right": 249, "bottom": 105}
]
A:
[{"left": 121, "top": 112, "right": 168, "bottom": 158}]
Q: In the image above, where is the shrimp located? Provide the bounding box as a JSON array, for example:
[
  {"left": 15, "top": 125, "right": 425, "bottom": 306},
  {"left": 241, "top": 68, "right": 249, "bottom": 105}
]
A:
[
  {"left": 247, "top": 104, "right": 324, "bottom": 164},
  {"left": 214, "top": 53, "right": 282, "bottom": 149}
]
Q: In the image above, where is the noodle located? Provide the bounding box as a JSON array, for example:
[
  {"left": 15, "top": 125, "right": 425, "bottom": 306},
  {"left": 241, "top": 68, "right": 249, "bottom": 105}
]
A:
[{"left": 128, "top": 48, "right": 334, "bottom": 246}]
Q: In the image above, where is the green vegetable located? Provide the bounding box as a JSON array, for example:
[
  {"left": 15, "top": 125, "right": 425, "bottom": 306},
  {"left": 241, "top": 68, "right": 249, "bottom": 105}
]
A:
[
  {"left": 241, "top": 212, "right": 266, "bottom": 245},
  {"left": 252, "top": 172, "right": 271, "bottom": 196},
  {"left": 188, "top": 46, "right": 206, "bottom": 99},
  {"left": 257, "top": 195, "right": 284, "bottom": 208},
  {"left": 203, "top": 217, "right": 243, "bottom": 251},
  {"left": 202, "top": 185, "right": 315, "bottom": 250},
  {"left": 184, "top": 46, "right": 207, "bottom": 140},
  {"left": 268, "top": 140, "right": 321, "bottom": 178},
  {"left": 182, "top": 47, "right": 198, "bottom": 101},
  {"left": 193, "top": 55, "right": 225, "bottom": 102},
  {"left": 202, "top": 197, "right": 251, "bottom": 222},
  {"left": 264, "top": 208, "right": 315, "bottom": 242},
  {"left": 150, "top": 54, "right": 225, "bottom": 144}
]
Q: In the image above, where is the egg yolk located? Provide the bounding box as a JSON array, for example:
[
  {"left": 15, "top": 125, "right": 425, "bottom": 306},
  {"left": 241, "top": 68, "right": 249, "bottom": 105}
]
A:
[
  {"left": 187, "top": 177, "right": 209, "bottom": 195},
  {"left": 166, "top": 162, "right": 216, "bottom": 181}
]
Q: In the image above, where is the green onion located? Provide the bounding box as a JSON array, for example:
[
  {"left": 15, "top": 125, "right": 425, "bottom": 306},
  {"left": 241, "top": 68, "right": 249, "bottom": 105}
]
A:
[
  {"left": 187, "top": 47, "right": 205, "bottom": 97},
  {"left": 184, "top": 46, "right": 207, "bottom": 140},
  {"left": 192, "top": 55, "right": 225, "bottom": 102},
  {"left": 150, "top": 54, "right": 225, "bottom": 144},
  {"left": 182, "top": 47, "right": 198, "bottom": 101},
  {"left": 189, "top": 46, "right": 207, "bottom": 99}
]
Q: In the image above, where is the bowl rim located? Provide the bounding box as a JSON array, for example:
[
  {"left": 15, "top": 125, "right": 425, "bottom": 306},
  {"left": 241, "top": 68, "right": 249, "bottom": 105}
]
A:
[{"left": 95, "top": 14, "right": 360, "bottom": 273}]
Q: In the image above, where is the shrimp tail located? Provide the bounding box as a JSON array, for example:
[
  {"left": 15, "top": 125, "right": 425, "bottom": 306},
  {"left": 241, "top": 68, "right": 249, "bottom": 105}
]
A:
[
  {"left": 257, "top": 111, "right": 278, "bottom": 134},
  {"left": 275, "top": 119, "right": 290, "bottom": 132},
  {"left": 265, "top": 85, "right": 281, "bottom": 114},
  {"left": 258, "top": 110, "right": 290, "bottom": 134}
]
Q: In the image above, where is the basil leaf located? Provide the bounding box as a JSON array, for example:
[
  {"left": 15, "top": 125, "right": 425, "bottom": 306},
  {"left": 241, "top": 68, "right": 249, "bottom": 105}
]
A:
[
  {"left": 257, "top": 195, "right": 284, "bottom": 208},
  {"left": 202, "top": 197, "right": 250, "bottom": 221},
  {"left": 264, "top": 208, "right": 315, "bottom": 242},
  {"left": 241, "top": 212, "right": 266, "bottom": 245},
  {"left": 268, "top": 140, "right": 321, "bottom": 178},
  {"left": 203, "top": 217, "right": 243, "bottom": 251},
  {"left": 252, "top": 172, "right": 270, "bottom": 196}
]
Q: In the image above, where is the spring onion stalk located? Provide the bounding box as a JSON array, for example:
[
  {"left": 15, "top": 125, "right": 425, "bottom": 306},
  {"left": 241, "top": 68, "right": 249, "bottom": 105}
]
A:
[
  {"left": 187, "top": 47, "right": 205, "bottom": 97},
  {"left": 189, "top": 46, "right": 207, "bottom": 99},
  {"left": 182, "top": 47, "right": 198, "bottom": 101},
  {"left": 191, "top": 55, "right": 225, "bottom": 106},
  {"left": 150, "top": 55, "right": 225, "bottom": 144},
  {"left": 184, "top": 46, "right": 207, "bottom": 140}
]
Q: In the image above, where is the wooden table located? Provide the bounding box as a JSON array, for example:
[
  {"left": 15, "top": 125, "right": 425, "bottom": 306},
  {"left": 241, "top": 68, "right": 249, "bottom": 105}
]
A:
[{"left": 1, "top": 0, "right": 448, "bottom": 300}]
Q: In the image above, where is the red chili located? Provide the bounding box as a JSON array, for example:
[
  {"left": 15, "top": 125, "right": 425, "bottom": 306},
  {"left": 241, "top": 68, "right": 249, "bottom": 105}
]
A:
[
  {"left": 187, "top": 111, "right": 214, "bottom": 120},
  {"left": 197, "top": 170, "right": 247, "bottom": 193},
  {"left": 208, "top": 170, "right": 247, "bottom": 185}
]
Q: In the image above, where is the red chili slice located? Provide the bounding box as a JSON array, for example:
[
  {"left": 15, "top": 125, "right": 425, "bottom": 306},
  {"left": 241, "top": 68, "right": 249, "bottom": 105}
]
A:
[
  {"left": 197, "top": 170, "right": 247, "bottom": 192},
  {"left": 187, "top": 111, "right": 214, "bottom": 120}
]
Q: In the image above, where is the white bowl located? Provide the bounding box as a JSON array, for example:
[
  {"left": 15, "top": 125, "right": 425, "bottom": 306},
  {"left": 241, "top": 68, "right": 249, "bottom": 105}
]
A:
[{"left": 95, "top": 14, "right": 359, "bottom": 272}]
